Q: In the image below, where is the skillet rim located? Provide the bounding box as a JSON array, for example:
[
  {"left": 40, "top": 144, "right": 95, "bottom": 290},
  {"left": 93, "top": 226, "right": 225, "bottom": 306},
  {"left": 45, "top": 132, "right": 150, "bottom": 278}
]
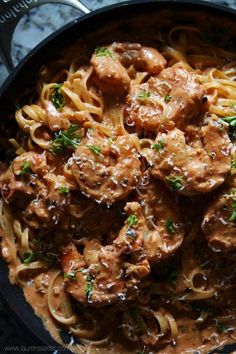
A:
[
  {"left": 0, "top": 0, "right": 236, "bottom": 97},
  {"left": 0, "top": 0, "right": 236, "bottom": 352}
]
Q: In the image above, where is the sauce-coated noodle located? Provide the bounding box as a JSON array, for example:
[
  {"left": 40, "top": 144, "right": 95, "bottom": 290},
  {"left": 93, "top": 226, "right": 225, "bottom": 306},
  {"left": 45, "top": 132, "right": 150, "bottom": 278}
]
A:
[{"left": 0, "top": 10, "right": 236, "bottom": 354}]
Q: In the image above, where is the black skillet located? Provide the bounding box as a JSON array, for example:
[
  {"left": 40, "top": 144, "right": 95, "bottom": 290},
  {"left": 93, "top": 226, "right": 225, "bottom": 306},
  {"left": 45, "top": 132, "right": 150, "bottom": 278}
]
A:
[{"left": 0, "top": 0, "right": 236, "bottom": 353}]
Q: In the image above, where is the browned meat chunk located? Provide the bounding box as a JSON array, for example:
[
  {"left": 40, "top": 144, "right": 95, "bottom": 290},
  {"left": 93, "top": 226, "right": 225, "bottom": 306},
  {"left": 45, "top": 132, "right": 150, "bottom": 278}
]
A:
[
  {"left": 144, "top": 116, "right": 231, "bottom": 195},
  {"left": 136, "top": 178, "right": 184, "bottom": 262},
  {"left": 60, "top": 202, "right": 150, "bottom": 306},
  {"left": 112, "top": 42, "right": 167, "bottom": 74},
  {"left": 0, "top": 152, "right": 70, "bottom": 229},
  {"left": 202, "top": 187, "right": 236, "bottom": 252},
  {"left": 91, "top": 49, "right": 131, "bottom": 94},
  {"left": 125, "top": 64, "right": 207, "bottom": 132},
  {"left": 71, "top": 134, "right": 141, "bottom": 205}
]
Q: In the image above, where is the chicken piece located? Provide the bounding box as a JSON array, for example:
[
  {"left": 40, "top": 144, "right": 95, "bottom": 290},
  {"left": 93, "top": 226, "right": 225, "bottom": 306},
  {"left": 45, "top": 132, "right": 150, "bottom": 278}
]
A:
[
  {"left": 60, "top": 202, "right": 150, "bottom": 307},
  {"left": 0, "top": 152, "right": 48, "bottom": 202},
  {"left": 136, "top": 178, "right": 184, "bottom": 262},
  {"left": 44, "top": 101, "right": 71, "bottom": 131},
  {"left": 125, "top": 64, "right": 207, "bottom": 132},
  {"left": 144, "top": 117, "right": 231, "bottom": 195},
  {"left": 0, "top": 152, "right": 70, "bottom": 229},
  {"left": 202, "top": 187, "right": 236, "bottom": 252},
  {"left": 91, "top": 49, "right": 131, "bottom": 95},
  {"left": 71, "top": 134, "right": 141, "bottom": 205},
  {"left": 60, "top": 242, "right": 88, "bottom": 303},
  {"left": 112, "top": 42, "right": 167, "bottom": 74}
]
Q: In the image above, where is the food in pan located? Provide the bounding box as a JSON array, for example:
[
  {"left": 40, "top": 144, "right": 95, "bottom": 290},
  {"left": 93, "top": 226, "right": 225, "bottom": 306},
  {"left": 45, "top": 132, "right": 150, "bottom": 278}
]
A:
[{"left": 0, "top": 10, "right": 236, "bottom": 354}]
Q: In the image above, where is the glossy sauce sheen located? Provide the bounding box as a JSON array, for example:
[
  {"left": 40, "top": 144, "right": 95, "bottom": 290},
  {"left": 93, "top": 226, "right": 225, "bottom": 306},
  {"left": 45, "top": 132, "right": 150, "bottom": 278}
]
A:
[{"left": 0, "top": 8, "right": 236, "bottom": 354}]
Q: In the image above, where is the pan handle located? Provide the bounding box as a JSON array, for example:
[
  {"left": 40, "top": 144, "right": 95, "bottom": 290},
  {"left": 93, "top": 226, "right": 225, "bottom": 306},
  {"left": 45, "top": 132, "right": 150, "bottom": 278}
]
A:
[{"left": 0, "top": 0, "right": 90, "bottom": 73}]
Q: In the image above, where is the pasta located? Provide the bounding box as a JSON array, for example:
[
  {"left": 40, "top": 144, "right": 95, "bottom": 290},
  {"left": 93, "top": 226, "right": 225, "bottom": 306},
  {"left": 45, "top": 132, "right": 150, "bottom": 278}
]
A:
[{"left": 0, "top": 9, "right": 236, "bottom": 354}]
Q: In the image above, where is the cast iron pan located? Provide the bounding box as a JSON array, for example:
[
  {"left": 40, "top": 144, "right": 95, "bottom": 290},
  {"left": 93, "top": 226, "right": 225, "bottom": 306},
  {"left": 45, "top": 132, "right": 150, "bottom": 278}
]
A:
[{"left": 0, "top": 1, "right": 236, "bottom": 353}]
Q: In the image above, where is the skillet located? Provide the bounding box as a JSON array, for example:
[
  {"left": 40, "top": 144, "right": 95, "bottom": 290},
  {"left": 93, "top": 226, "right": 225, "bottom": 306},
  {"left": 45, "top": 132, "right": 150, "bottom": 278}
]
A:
[{"left": 0, "top": 0, "right": 236, "bottom": 353}]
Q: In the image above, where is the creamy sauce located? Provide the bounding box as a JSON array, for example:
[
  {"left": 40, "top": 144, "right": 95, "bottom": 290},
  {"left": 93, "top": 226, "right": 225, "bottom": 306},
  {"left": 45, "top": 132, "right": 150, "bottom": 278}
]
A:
[{"left": 0, "top": 7, "right": 236, "bottom": 354}]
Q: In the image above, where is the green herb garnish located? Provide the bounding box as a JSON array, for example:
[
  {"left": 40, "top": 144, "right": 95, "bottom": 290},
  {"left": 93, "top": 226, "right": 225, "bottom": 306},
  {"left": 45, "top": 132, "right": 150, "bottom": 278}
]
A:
[
  {"left": 50, "top": 124, "right": 80, "bottom": 154},
  {"left": 231, "top": 159, "right": 236, "bottom": 169},
  {"left": 86, "top": 145, "right": 101, "bottom": 155},
  {"left": 86, "top": 274, "right": 94, "bottom": 301},
  {"left": 221, "top": 116, "right": 236, "bottom": 140},
  {"left": 20, "top": 161, "right": 31, "bottom": 175},
  {"left": 166, "top": 175, "right": 183, "bottom": 191},
  {"left": 229, "top": 199, "right": 236, "bottom": 222},
  {"left": 22, "top": 251, "right": 37, "bottom": 264},
  {"left": 137, "top": 90, "right": 151, "bottom": 101},
  {"left": 152, "top": 139, "right": 164, "bottom": 153},
  {"left": 215, "top": 319, "right": 228, "bottom": 333},
  {"left": 32, "top": 238, "right": 41, "bottom": 245},
  {"left": 228, "top": 189, "right": 236, "bottom": 222},
  {"left": 58, "top": 187, "right": 70, "bottom": 195},
  {"left": 127, "top": 214, "right": 138, "bottom": 228},
  {"left": 51, "top": 83, "right": 65, "bottom": 110},
  {"left": 221, "top": 116, "right": 236, "bottom": 125},
  {"left": 64, "top": 271, "right": 77, "bottom": 280},
  {"left": 95, "top": 47, "right": 113, "bottom": 58},
  {"left": 166, "top": 217, "right": 176, "bottom": 235},
  {"left": 164, "top": 94, "right": 172, "bottom": 102}
]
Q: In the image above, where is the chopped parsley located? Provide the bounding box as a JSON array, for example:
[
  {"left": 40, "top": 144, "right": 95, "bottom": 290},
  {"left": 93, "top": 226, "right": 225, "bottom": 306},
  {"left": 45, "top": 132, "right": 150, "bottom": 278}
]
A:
[
  {"left": 50, "top": 83, "right": 65, "bottom": 110},
  {"left": 152, "top": 139, "right": 164, "bottom": 153},
  {"left": 166, "top": 217, "right": 176, "bottom": 235},
  {"left": 215, "top": 319, "right": 228, "bottom": 333},
  {"left": 231, "top": 159, "right": 236, "bottom": 169},
  {"left": 64, "top": 271, "right": 77, "bottom": 280},
  {"left": 164, "top": 94, "right": 172, "bottom": 102},
  {"left": 127, "top": 214, "right": 138, "bottom": 228},
  {"left": 137, "top": 90, "right": 151, "bottom": 101},
  {"left": 22, "top": 251, "right": 37, "bottom": 264},
  {"left": 20, "top": 161, "right": 31, "bottom": 175},
  {"left": 50, "top": 124, "right": 80, "bottom": 154},
  {"left": 221, "top": 115, "right": 236, "bottom": 140},
  {"left": 229, "top": 199, "right": 236, "bottom": 222},
  {"left": 107, "top": 136, "right": 115, "bottom": 144},
  {"left": 95, "top": 47, "right": 113, "bottom": 58},
  {"left": 58, "top": 187, "right": 70, "bottom": 195},
  {"left": 166, "top": 175, "right": 183, "bottom": 191},
  {"left": 227, "top": 189, "right": 236, "bottom": 222},
  {"left": 86, "top": 144, "right": 101, "bottom": 155},
  {"left": 221, "top": 115, "right": 236, "bottom": 125},
  {"left": 86, "top": 274, "right": 94, "bottom": 301},
  {"left": 32, "top": 238, "right": 41, "bottom": 245}
]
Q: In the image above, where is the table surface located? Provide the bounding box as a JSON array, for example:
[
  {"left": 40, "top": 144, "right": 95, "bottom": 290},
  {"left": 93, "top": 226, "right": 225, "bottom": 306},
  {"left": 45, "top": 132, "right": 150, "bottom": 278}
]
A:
[{"left": 0, "top": 0, "right": 236, "bottom": 352}]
